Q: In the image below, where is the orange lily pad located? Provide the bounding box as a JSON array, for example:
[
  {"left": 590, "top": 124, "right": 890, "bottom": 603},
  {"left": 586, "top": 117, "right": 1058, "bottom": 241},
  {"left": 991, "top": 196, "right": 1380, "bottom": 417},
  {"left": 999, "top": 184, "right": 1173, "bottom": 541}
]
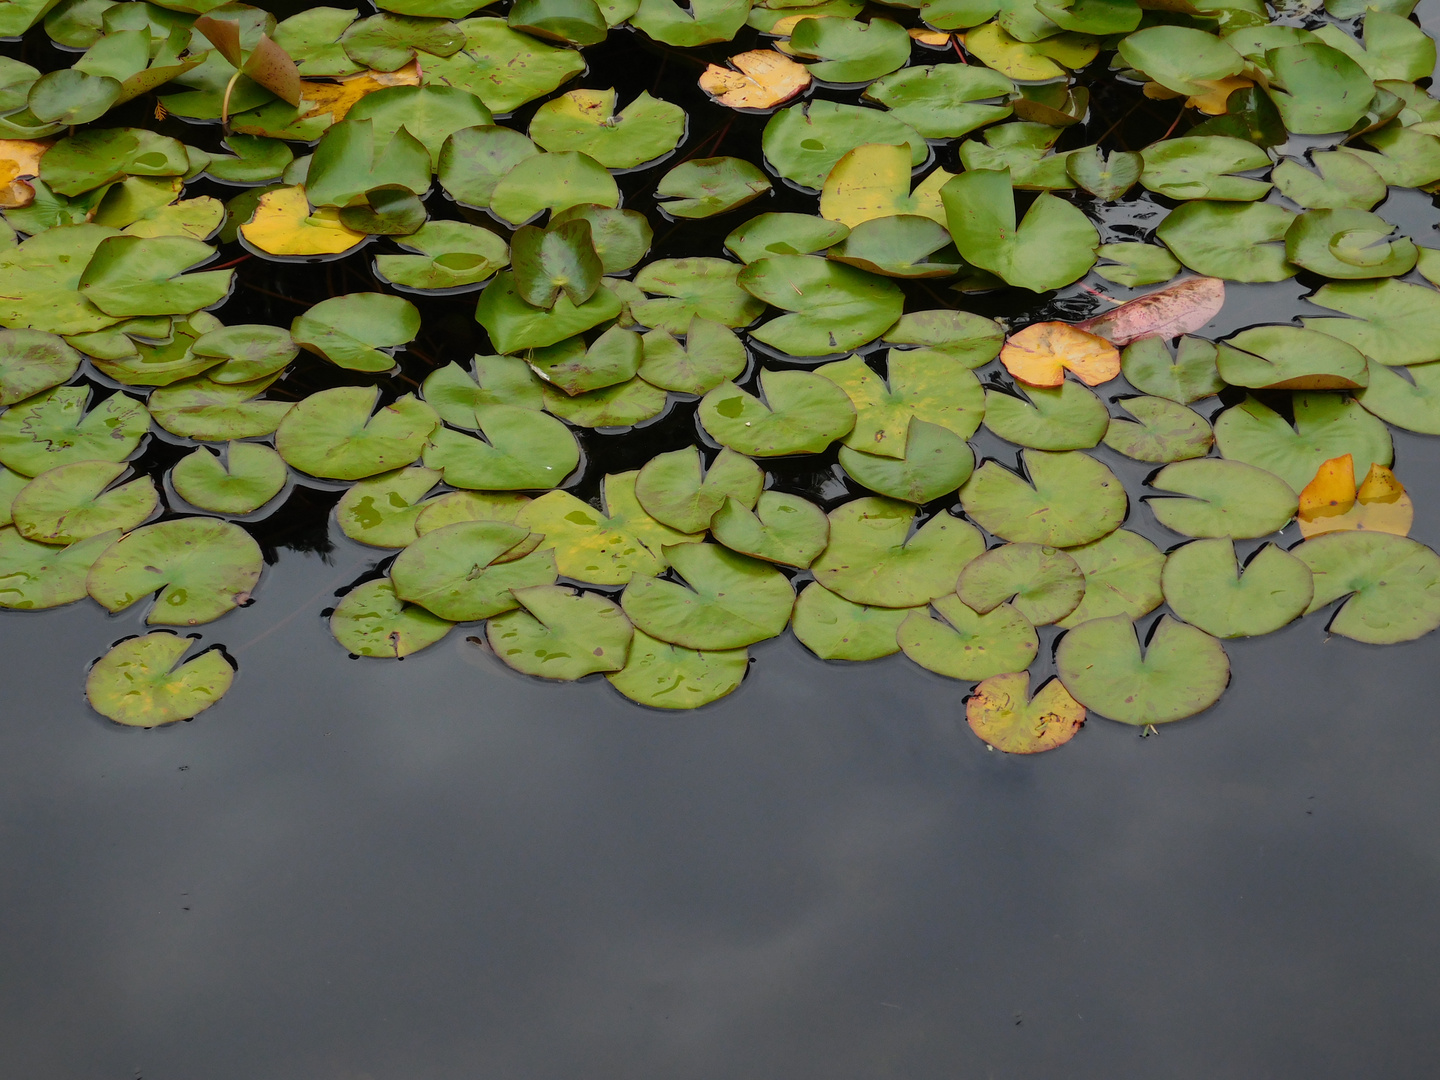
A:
[
  {"left": 1000, "top": 321, "right": 1120, "bottom": 388},
  {"left": 966, "top": 672, "right": 1085, "bottom": 754},
  {"left": 1298, "top": 453, "right": 1413, "bottom": 539},
  {"left": 699, "top": 50, "right": 811, "bottom": 110}
]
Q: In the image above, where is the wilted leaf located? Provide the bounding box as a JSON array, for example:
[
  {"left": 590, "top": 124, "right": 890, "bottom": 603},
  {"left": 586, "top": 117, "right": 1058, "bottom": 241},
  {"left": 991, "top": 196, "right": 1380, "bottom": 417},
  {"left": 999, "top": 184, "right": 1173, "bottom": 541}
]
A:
[
  {"left": 967, "top": 673, "right": 1085, "bottom": 754},
  {"left": 700, "top": 50, "right": 811, "bottom": 109},
  {"left": 999, "top": 321, "right": 1119, "bottom": 387},
  {"left": 1074, "top": 277, "right": 1224, "bottom": 347}
]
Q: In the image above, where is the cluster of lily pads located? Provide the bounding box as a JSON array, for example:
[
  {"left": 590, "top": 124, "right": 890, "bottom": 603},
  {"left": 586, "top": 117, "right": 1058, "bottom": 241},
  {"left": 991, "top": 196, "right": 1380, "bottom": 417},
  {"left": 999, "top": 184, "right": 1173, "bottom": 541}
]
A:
[{"left": 2, "top": 0, "right": 1440, "bottom": 752}]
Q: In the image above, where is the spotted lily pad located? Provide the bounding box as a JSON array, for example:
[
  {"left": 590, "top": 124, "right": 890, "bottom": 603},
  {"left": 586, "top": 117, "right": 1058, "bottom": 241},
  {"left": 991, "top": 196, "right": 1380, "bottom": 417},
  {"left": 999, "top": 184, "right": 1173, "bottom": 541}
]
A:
[
  {"left": 621, "top": 541, "right": 793, "bottom": 650},
  {"left": 487, "top": 583, "right": 632, "bottom": 677},
  {"left": 698, "top": 369, "right": 855, "bottom": 456},
  {"left": 811, "top": 497, "right": 984, "bottom": 607},
  {"left": 632, "top": 258, "right": 765, "bottom": 334},
  {"left": 291, "top": 292, "right": 420, "bottom": 373},
  {"left": 336, "top": 466, "right": 443, "bottom": 548},
  {"left": 960, "top": 450, "right": 1126, "bottom": 547},
  {"left": 817, "top": 349, "right": 984, "bottom": 457},
  {"left": 391, "top": 520, "right": 558, "bottom": 621},
  {"left": 0, "top": 329, "right": 81, "bottom": 406},
  {"left": 710, "top": 490, "right": 827, "bottom": 567},
  {"left": 0, "top": 386, "right": 149, "bottom": 477},
  {"left": 738, "top": 254, "right": 904, "bottom": 357},
  {"left": 148, "top": 374, "right": 292, "bottom": 442},
  {"left": 11, "top": 460, "right": 155, "bottom": 543},
  {"left": 605, "top": 629, "right": 748, "bottom": 709},
  {"left": 656, "top": 157, "right": 771, "bottom": 219},
  {"left": 791, "top": 582, "right": 912, "bottom": 661},
  {"left": 1213, "top": 393, "right": 1392, "bottom": 494},
  {"left": 956, "top": 541, "right": 1084, "bottom": 625},
  {"left": 331, "top": 577, "right": 453, "bottom": 658},
  {"left": 633, "top": 446, "right": 762, "bottom": 533},
  {"left": 87, "top": 517, "right": 263, "bottom": 626},
  {"left": 277, "top": 387, "right": 438, "bottom": 481},
  {"left": 0, "top": 526, "right": 117, "bottom": 610},
  {"left": 966, "top": 673, "right": 1085, "bottom": 754},
  {"left": 85, "top": 633, "right": 234, "bottom": 727},
  {"left": 1103, "top": 397, "right": 1213, "bottom": 462},
  {"left": 422, "top": 355, "right": 545, "bottom": 424},
  {"left": 898, "top": 595, "right": 1038, "bottom": 681},
  {"left": 1294, "top": 530, "right": 1440, "bottom": 644},
  {"left": 1162, "top": 539, "right": 1313, "bottom": 638}
]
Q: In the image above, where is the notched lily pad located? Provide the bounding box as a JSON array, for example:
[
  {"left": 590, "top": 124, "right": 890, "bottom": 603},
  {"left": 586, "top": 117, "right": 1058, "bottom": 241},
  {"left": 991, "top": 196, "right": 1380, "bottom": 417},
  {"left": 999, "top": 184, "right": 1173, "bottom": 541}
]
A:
[
  {"left": 966, "top": 673, "right": 1085, "bottom": 755},
  {"left": 86, "top": 633, "right": 235, "bottom": 727},
  {"left": 331, "top": 577, "right": 453, "bottom": 658},
  {"left": 487, "top": 584, "right": 632, "bottom": 680}
]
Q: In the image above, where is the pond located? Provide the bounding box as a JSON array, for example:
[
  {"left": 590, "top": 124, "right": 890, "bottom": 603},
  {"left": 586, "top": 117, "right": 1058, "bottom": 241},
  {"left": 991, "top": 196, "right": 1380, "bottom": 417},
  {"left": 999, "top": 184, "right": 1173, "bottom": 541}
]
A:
[{"left": 3, "top": 0, "right": 1440, "bottom": 1073}]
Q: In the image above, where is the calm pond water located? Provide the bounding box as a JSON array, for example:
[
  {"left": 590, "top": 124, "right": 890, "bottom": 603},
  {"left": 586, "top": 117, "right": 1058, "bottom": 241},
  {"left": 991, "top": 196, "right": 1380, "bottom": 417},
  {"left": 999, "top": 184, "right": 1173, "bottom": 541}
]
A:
[{"left": 6, "top": 1, "right": 1440, "bottom": 1076}]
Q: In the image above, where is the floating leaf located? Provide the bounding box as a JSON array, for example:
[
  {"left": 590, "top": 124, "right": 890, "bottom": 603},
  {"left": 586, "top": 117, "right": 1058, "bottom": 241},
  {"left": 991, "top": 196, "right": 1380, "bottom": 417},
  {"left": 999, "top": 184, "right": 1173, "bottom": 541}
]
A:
[
  {"left": 1162, "top": 538, "right": 1313, "bottom": 639},
  {"left": 1273, "top": 151, "right": 1387, "bottom": 211},
  {"left": 508, "top": 0, "right": 608, "bottom": 46},
  {"left": 551, "top": 205, "right": 651, "bottom": 275},
  {"left": 1103, "top": 397, "right": 1213, "bottom": 462},
  {"left": 956, "top": 541, "right": 1084, "bottom": 625},
  {"left": 622, "top": 542, "right": 793, "bottom": 650},
  {"left": 638, "top": 318, "right": 746, "bottom": 396},
  {"left": 633, "top": 446, "right": 762, "bottom": 534},
  {"left": 11, "top": 459, "right": 155, "bottom": 543},
  {"left": 422, "top": 354, "right": 544, "bottom": 424},
  {"left": 1213, "top": 393, "right": 1392, "bottom": 494},
  {"left": 1155, "top": 200, "right": 1295, "bottom": 282},
  {"left": 437, "top": 125, "right": 538, "bottom": 209},
  {"left": 763, "top": 100, "right": 925, "bottom": 191},
  {"left": 341, "top": 13, "right": 465, "bottom": 72},
  {"left": 811, "top": 497, "right": 984, "bottom": 607},
  {"left": 725, "top": 212, "right": 850, "bottom": 263},
  {"left": 1295, "top": 531, "right": 1440, "bottom": 644},
  {"left": 657, "top": 157, "right": 771, "bottom": 219},
  {"left": 28, "top": 68, "right": 120, "bottom": 125},
  {"left": 963, "top": 23, "right": 1097, "bottom": 81},
  {"left": 335, "top": 466, "right": 443, "bottom": 549},
  {"left": 511, "top": 218, "right": 602, "bottom": 310},
  {"left": 1296, "top": 453, "right": 1412, "bottom": 539},
  {"left": 864, "top": 64, "right": 1014, "bottom": 140},
  {"left": 791, "top": 581, "right": 911, "bottom": 661},
  {"left": 1146, "top": 458, "right": 1297, "bottom": 538},
  {"left": 529, "top": 327, "right": 640, "bottom": 396},
  {"left": 529, "top": 89, "right": 685, "bottom": 169},
  {"left": 1066, "top": 146, "right": 1141, "bottom": 200},
  {"left": 374, "top": 220, "right": 509, "bottom": 292},
  {"left": 1215, "top": 325, "right": 1369, "bottom": 391},
  {"left": 1093, "top": 243, "right": 1181, "bottom": 288},
  {"left": 1139, "top": 137, "right": 1271, "bottom": 201},
  {"left": 0, "top": 328, "right": 81, "bottom": 406},
  {"left": 1265, "top": 42, "right": 1376, "bottom": 135},
  {"left": 1054, "top": 528, "right": 1164, "bottom": 629},
  {"left": 606, "top": 629, "right": 748, "bottom": 709},
  {"left": 1057, "top": 614, "right": 1229, "bottom": 725},
  {"left": 960, "top": 449, "right": 1126, "bottom": 547},
  {"left": 239, "top": 185, "right": 367, "bottom": 257},
  {"left": 700, "top": 50, "right": 811, "bottom": 110},
  {"left": 331, "top": 577, "right": 453, "bottom": 658},
  {"left": 818, "top": 143, "right": 948, "bottom": 230},
  {"left": 883, "top": 311, "right": 1004, "bottom": 367},
  {"left": 291, "top": 292, "right": 419, "bottom": 373},
  {"left": 148, "top": 373, "right": 291, "bottom": 441},
  {"left": 488, "top": 150, "right": 619, "bottom": 225},
  {"left": 1303, "top": 279, "right": 1440, "bottom": 368},
  {"left": 630, "top": 0, "right": 750, "bottom": 48},
  {"left": 87, "top": 517, "right": 262, "bottom": 626},
  {"left": 737, "top": 254, "right": 903, "bottom": 356},
  {"left": 542, "top": 375, "right": 668, "bottom": 428},
  {"left": 474, "top": 272, "right": 621, "bottom": 352},
  {"left": 392, "top": 520, "right": 557, "bottom": 621},
  {"left": 632, "top": 257, "right": 764, "bottom": 334},
  {"left": 304, "top": 118, "right": 430, "bottom": 209},
  {"left": 1120, "top": 335, "right": 1223, "bottom": 404},
  {"left": 898, "top": 594, "right": 1037, "bottom": 681},
  {"left": 192, "top": 324, "right": 297, "bottom": 385},
  {"left": 1074, "top": 277, "right": 1224, "bottom": 347},
  {"left": 817, "top": 349, "right": 984, "bottom": 458},
  {"left": 710, "top": 490, "right": 827, "bottom": 567},
  {"left": 0, "top": 526, "right": 117, "bottom": 610},
  {"left": 698, "top": 369, "right": 855, "bottom": 456},
  {"left": 982, "top": 381, "right": 1109, "bottom": 451},
  {"left": 1285, "top": 207, "right": 1417, "bottom": 280},
  {"left": 171, "top": 441, "right": 287, "bottom": 515},
  {"left": 1355, "top": 360, "right": 1440, "bottom": 434},
  {"left": 427, "top": 18, "right": 585, "bottom": 114},
  {"left": 276, "top": 386, "right": 437, "bottom": 480},
  {"left": 86, "top": 633, "right": 234, "bottom": 727},
  {"left": 423, "top": 405, "right": 579, "bottom": 489},
  {"left": 0, "top": 385, "right": 148, "bottom": 477},
  {"left": 414, "top": 490, "right": 530, "bottom": 536},
  {"left": 1116, "top": 25, "right": 1243, "bottom": 96},
  {"left": 966, "top": 672, "right": 1084, "bottom": 754}
]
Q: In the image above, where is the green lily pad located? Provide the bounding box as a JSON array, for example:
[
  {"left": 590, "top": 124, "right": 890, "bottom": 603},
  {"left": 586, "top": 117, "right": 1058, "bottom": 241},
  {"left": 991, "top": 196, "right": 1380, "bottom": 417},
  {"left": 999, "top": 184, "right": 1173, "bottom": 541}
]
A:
[
  {"left": 1162, "top": 538, "right": 1313, "bottom": 638},
  {"left": 956, "top": 541, "right": 1084, "bottom": 625},
  {"left": 422, "top": 354, "right": 545, "bottom": 423},
  {"left": 898, "top": 595, "right": 1038, "bottom": 681},
  {"left": 983, "top": 380, "right": 1108, "bottom": 451},
  {"left": 192, "top": 324, "right": 298, "bottom": 385},
  {"left": 1155, "top": 200, "right": 1296, "bottom": 282},
  {"left": 633, "top": 446, "right": 762, "bottom": 534},
  {"left": 1265, "top": 42, "right": 1376, "bottom": 135},
  {"left": 1213, "top": 392, "right": 1392, "bottom": 494},
  {"left": 330, "top": 577, "right": 453, "bottom": 658},
  {"left": 632, "top": 258, "right": 765, "bottom": 334},
  {"left": 530, "top": 88, "right": 685, "bottom": 169},
  {"left": 882, "top": 311, "right": 1005, "bottom": 368},
  {"left": 542, "top": 375, "right": 668, "bottom": 428},
  {"left": 28, "top": 68, "right": 120, "bottom": 125},
  {"left": 276, "top": 387, "right": 438, "bottom": 481},
  {"left": 508, "top": 0, "right": 607, "bottom": 45},
  {"left": 86, "top": 632, "right": 235, "bottom": 727},
  {"left": 630, "top": 0, "right": 749, "bottom": 47},
  {"left": 1117, "top": 25, "right": 1243, "bottom": 96},
  {"left": 0, "top": 329, "right": 81, "bottom": 406},
  {"left": 788, "top": 15, "right": 909, "bottom": 83},
  {"left": 1093, "top": 243, "right": 1181, "bottom": 288},
  {"left": 511, "top": 218, "right": 602, "bottom": 310},
  {"left": 0, "top": 526, "right": 117, "bottom": 610},
  {"left": 941, "top": 168, "right": 1098, "bottom": 292},
  {"left": 1294, "top": 531, "right": 1440, "bottom": 644},
  {"left": 825, "top": 215, "right": 963, "bottom": 280},
  {"left": 391, "top": 520, "right": 558, "bottom": 621},
  {"left": 1054, "top": 528, "right": 1164, "bottom": 629},
  {"left": 1355, "top": 360, "right": 1440, "bottom": 434},
  {"left": 791, "top": 581, "right": 912, "bottom": 661},
  {"left": 436, "top": 125, "right": 539, "bottom": 209},
  {"left": 341, "top": 14, "right": 465, "bottom": 73},
  {"left": 488, "top": 150, "right": 619, "bottom": 225},
  {"left": 838, "top": 419, "right": 976, "bottom": 503},
  {"left": 817, "top": 349, "right": 984, "bottom": 457},
  {"left": 960, "top": 450, "right": 1126, "bottom": 547},
  {"left": 657, "top": 157, "right": 771, "bottom": 219},
  {"left": 423, "top": 405, "right": 579, "bottom": 489},
  {"left": 336, "top": 466, "right": 443, "bottom": 549},
  {"left": 517, "top": 471, "right": 700, "bottom": 586},
  {"left": 304, "top": 119, "right": 430, "bottom": 209},
  {"left": 762, "top": 100, "right": 925, "bottom": 191},
  {"left": 1272, "top": 151, "right": 1387, "bottom": 211},
  {"left": 1120, "top": 336, "right": 1223, "bottom": 404},
  {"left": 529, "top": 327, "right": 640, "bottom": 396},
  {"left": 0, "top": 464, "right": 25, "bottom": 526},
  {"left": 413, "top": 490, "right": 530, "bottom": 535},
  {"left": 1339, "top": 123, "right": 1440, "bottom": 189},
  {"left": 87, "top": 516, "right": 262, "bottom": 626},
  {"left": 11, "top": 459, "right": 155, "bottom": 543},
  {"left": 375, "top": 221, "right": 510, "bottom": 293},
  {"left": 1146, "top": 458, "right": 1297, "bottom": 538},
  {"left": 1215, "top": 325, "right": 1369, "bottom": 391},
  {"left": 811, "top": 497, "right": 984, "bottom": 607},
  {"left": 1284, "top": 207, "right": 1417, "bottom": 280},
  {"left": 1140, "top": 136, "right": 1271, "bottom": 201},
  {"left": 0, "top": 385, "right": 149, "bottom": 477},
  {"left": 273, "top": 7, "right": 365, "bottom": 77},
  {"left": 698, "top": 369, "right": 855, "bottom": 456},
  {"left": 291, "top": 292, "right": 419, "bottom": 373},
  {"left": 725, "top": 213, "right": 850, "bottom": 264},
  {"left": 1103, "top": 397, "right": 1213, "bottom": 462},
  {"left": 864, "top": 63, "right": 1014, "bottom": 139},
  {"left": 638, "top": 318, "right": 746, "bottom": 396},
  {"left": 0, "top": 223, "right": 124, "bottom": 336},
  {"left": 148, "top": 373, "right": 291, "bottom": 441},
  {"left": 1303, "top": 279, "right": 1440, "bottom": 367},
  {"left": 87, "top": 313, "right": 228, "bottom": 388},
  {"left": 475, "top": 273, "right": 621, "bottom": 353},
  {"left": 710, "top": 490, "right": 828, "bottom": 567},
  {"left": 171, "top": 441, "right": 287, "bottom": 515},
  {"left": 78, "top": 234, "right": 232, "bottom": 319},
  {"left": 488, "top": 583, "right": 632, "bottom": 679},
  {"left": 1056, "top": 614, "right": 1229, "bottom": 725},
  {"left": 1067, "top": 147, "right": 1142, "bottom": 201},
  {"left": 550, "top": 205, "right": 652, "bottom": 274},
  {"left": 621, "top": 541, "right": 792, "bottom": 650},
  {"left": 737, "top": 254, "right": 904, "bottom": 356},
  {"left": 428, "top": 18, "right": 585, "bottom": 114},
  {"left": 606, "top": 629, "right": 748, "bottom": 709}
]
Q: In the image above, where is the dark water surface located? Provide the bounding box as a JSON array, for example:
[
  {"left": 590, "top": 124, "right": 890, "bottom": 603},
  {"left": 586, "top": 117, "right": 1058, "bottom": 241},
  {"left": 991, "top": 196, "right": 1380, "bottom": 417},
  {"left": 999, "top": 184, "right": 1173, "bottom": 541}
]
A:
[{"left": 7, "top": 6, "right": 1440, "bottom": 1079}]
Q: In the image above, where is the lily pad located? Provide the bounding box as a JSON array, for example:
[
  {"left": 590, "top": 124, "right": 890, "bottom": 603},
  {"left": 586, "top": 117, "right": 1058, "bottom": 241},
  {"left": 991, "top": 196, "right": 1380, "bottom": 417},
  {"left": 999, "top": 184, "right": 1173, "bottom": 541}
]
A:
[
  {"left": 508, "top": 0, "right": 607, "bottom": 46},
  {"left": 1054, "top": 528, "right": 1165, "bottom": 629},
  {"left": 1155, "top": 200, "right": 1296, "bottom": 282},
  {"left": 550, "top": 204, "right": 652, "bottom": 274},
  {"left": 791, "top": 582, "right": 912, "bottom": 661},
  {"left": 1356, "top": 361, "right": 1440, "bottom": 434},
  {"left": 1273, "top": 151, "right": 1387, "bottom": 211},
  {"left": 85, "top": 633, "right": 235, "bottom": 727},
  {"left": 898, "top": 595, "right": 1038, "bottom": 681},
  {"left": 811, "top": 497, "right": 984, "bottom": 607},
  {"left": 960, "top": 450, "right": 1126, "bottom": 547},
  {"left": 529, "top": 327, "right": 640, "bottom": 396},
  {"left": 1056, "top": 614, "right": 1230, "bottom": 725},
  {"left": 882, "top": 311, "right": 1004, "bottom": 368},
  {"left": 1265, "top": 42, "right": 1375, "bottom": 135},
  {"left": 738, "top": 254, "right": 904, "bottom": 356},
  {"left": 1146, "top": 458, "right": 1297, "bottom": 538},
  {"left": 621, "top": 541, "right": 793, "bottom": 650},
  {"left": 633, "top": 446, "right": 762, "bottom": 533},
  {"left": 606, "top": 629, "right": 748, "bottom": 709},
  {"left": 1162, "top": 538, "right": 1313, "bottom": 638},
  {"left": 192, "top": 324, "right": 298, "bottom": 385},
  {"left": 762, "top": 100, "right": 925, "bottom": 191},
  {"left": 956, "top": 541, "right": 1084, "bottom": 625},
  {"left": 0, "top": 526, "right": 117, "bottom": 610},
  {"left": 12, "top": 459, "right": 155, "bottom": 543},
  {"left": 1120, "top": 336, "right": 1224, "bottom": 404},
  {"left": 422, "top": 354, "right": 545, "bottom": 424},
  {"left": 291, "top": 292, "right": 420, "bottom": 373},
  {"left": 530, "top": 89, "right": 685, "bottom": 170},
  {"left": 413, "top": 490, "right": 530, "bottom": 536},
  {"left": 656, "top": 157, "right": 771, "bottom": 219},
  {"left": 330, "top": 577, "right": 453, "bottom": 658},
  {"left": 276, "top": 386, "right": 438, "bottom": 481},
  {"left": 304, "top": 118, "right": 430, "bottom": 209},
  {"left": 0, "top": 386, "right": 149, "bottom": 477},
  {"left": 1093, "top": 243, "right": 1181, "bottom": 288},
  {"left": 725, "top": 212, "right": 850, "bottom": 263},
  {"left": 1284, "top": 208, "right": 1416, "bottom": 280},
  {"left": 1213, "top": 393, "right": 1392, "bottom": 494},
  {"left": 436, "top": 125, "right": 539, "bottom": 209},
  {"left": 239, "top": 185, "right": 368, "bottom": 258},
  {"left": 632, "top": 258, "right": 765, "bottom": 334},
  {"left": 1294, "top": 530, "right": 1440, "bottom": 644},
  {"left": 87, "top": 517, "right": 262, "bottom": 626},
  {"left": 1215, "top": 325, "right": 1368, "bottom": 392},
  {"left": 1067, "top": 147, "right": 1142, "bottom": 201},
  {"left": 631, "top": 0, "right": 752, "bottom": 48},
  {"left": 542, "top": 376, "right": 668, "bottom": 428},
  {"left": 148, "top": 373, "right": 291, "bottom": 442},
  {"left": 0, "top": 329, "right": 81, "bottom": 406},
  {"left": 837, "top": 419, "right": 976, "bottom": 503},
  {"left": 1140, "top": 136, "right": 1271, "bottom": 201},
  {"left": 375, "top": 221, "right": 509, "bottom": 293},
  {"left": 430, "top": 18, "right": 586, "bottom": 114},
  {"left": 983, "top": 381, "right": 1109, "bottom": 451},
  {"left": 488, "top": 150, "right": 619, "bottom": 225},
  {"left": 78, "top": 234, "right": 232, "bottom": 319},
  {"left": 474, "top": 272, "right": 621, "bottom": 353},
  {"left": 422, "top": 405, "right": 579, "bottom": 489},
  {"left": 966, "top": 672, "right": 1086, "bottom": 755},
  {"left": 864, "top": 64, "right": 1014, "bottom": 139},
  {"left": 710, "top": 490, "right": 828, "bottom": 567},
  {"left": 488, "top": 584, "right": 632, "bottom": 678},
  {"left": 391, "top": 520, "right": 558, "bottom": 621},
  {"left": 1303, "top": 279, "right": 1440, "bottom": 367},
  {"left": 335, "top": 466, "right": 443, "bottom": 548},
  {"left": 698, "top": 369, "right": 855, "bottom": 456},
  {"left": 171, "top": 441, "right": 287, "bottom": 515},
  {"left": 1117, "top": 26, "right": 1243, "bottom": 96},
  {"left": 638, "top": 318, "right": 747, "bottom": 396},
  {"left": 511, "top": 218, "right": 603, "bottom": 310}
]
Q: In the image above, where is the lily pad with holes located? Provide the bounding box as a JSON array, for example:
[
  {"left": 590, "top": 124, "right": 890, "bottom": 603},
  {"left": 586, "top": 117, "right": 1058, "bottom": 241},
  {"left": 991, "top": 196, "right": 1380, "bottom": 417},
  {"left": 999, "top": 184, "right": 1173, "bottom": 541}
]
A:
[
  {"left": 838, "top": 419, "right": 975, "bottom": 503},
  {"left": 737, "top": 255, "right": 904, "bottom": 356},
  {"left": 621, "top": 541, "right": 793, "bottom": 650},
  {"left": 391, "top": 520, "right": 558, "bottom": 621},
  {"left": 791, "top": 582, "right": 912, "bottom": 661},
  {"left": 12, "top": 460, "right": 155, "bottom": 543},
  {"left": 1103, "top": 397, "right": 1213, "bottom": 462},
  {"left": 632, "top": 258, "right": 765, "bottom": 334},
  {"left": 1146, "top": 459, "right": 1297, "bottom": 538},
  {"left": 1213, "top": 393, "right": 1392, "bottom": 494},
  {"left": 335, "top": 466, "right": 443, "bottom": 549},
  {"left": 1054, "top": 528, "right": 1165, "bottom": 629},
  {"left": 148, "top": 374, "right": 291, "bottom": 442},
  {"left": 1056, "top": 614, "right": 1230, "bottom": 725},
  {"left": 811, "top": 497, "right": 984, "bottom": 608},
  {"left": 1120, "top": 336, "right": 1224, "bottom": 404},
  {"left": 633, "top": 446, "right": 762, "bottom": 534},
  {"left": 331, "top": 578, "right": 453, "bottom": 658},
  {"left": 423, "top": 405, "right": 579, "bottom": 490},
  {"left": 0, "top": 386, "right": 149, "bottom": 477},
  {"left": 638, "top": 318, "right": 747, "bottom": 396},
  {"left": 489, "top": 584, "right": 634, "bottom": 678},
  {"left": 982, "top": 381, "right": 1108, "bottom": 451},
  {"left": 1294, "top": 530, "right": 1440, "bottom": 644},
  {"left": 0, "top": 329, "right": 81, "bottom": 406},
  {"left": 1155, "top": 200, "right": 1296, "bottom": 282},
  {"left": 1302, "top": 279, "right": 1440, "bottom": 367},
  {"left": 966, "top": 673, "right": 1086, "bottom": 755},
  {"left": 85, "top": 633, "right": 234, "bottom": 727},
  {"left": 898, "top": 595, "right": 1038, "bottom": 681},
  {"left": 956, "top": 542, "right": 1084, "bottom": 625},
  {"left": 710, "top": 490, "right": 828, "bottom": 567},
  {"left": 422, "top": 355, "right": 545, "bottom": 424},
  {"left": 171, "top": 442, "right": 286, "bottom": 515},
  {"left": 291, "top": 293, "right": 420, "bottom": 373},
  {"left": 698, "top": 369, "right": 855, "bottom": 456},
  {"left": 1162, "top": 538, "right": 1313, "bottom": 638},
  {"left": 276, "top": 387, "right": 437, "bottom": 481},
  {"left": 960, "top": 450, "right": 1126, "bottom": 547},
  {"left": 87, "top": 517, "right": 262, "bottom": 626},
  {"left": 606, "top": 629, "right": 748, "bottom": 709}
]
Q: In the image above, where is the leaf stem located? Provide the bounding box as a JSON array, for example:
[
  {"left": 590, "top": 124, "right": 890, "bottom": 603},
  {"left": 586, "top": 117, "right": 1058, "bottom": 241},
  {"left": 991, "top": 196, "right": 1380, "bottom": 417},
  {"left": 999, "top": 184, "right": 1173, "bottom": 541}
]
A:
[{"left": 221, "top": 69, "right": 241, "bottom": 134}]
